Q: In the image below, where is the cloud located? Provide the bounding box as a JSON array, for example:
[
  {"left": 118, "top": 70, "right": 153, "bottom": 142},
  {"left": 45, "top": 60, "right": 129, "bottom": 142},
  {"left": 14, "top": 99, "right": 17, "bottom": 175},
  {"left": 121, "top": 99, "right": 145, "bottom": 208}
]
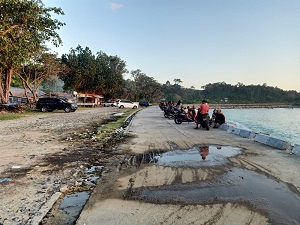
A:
[{"left": 110, "top": 2, "right": 123, "bottom": 12}]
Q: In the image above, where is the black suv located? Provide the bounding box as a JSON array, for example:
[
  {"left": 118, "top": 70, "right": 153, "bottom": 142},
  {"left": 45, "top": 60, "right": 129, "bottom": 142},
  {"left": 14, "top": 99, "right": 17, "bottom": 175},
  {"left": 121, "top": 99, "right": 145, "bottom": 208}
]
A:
[{"left": 36, "top": 97, "right": 77, "bottom": 113}]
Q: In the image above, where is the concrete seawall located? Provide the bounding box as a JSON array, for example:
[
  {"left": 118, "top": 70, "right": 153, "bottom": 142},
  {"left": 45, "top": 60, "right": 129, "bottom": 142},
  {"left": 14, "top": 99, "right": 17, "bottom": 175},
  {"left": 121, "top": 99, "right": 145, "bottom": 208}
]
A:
[{"left": 219, "top": 124, "right": 297, "bottom": 154}]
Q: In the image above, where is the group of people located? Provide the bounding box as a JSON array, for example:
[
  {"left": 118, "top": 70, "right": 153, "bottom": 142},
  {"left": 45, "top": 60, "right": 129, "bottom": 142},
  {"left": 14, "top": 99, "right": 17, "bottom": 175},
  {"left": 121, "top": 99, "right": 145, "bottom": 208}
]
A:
[
  {"left": 194, "top": 99, "right": 226, "bottom": 129},
  {"left": 161, "top": 99, "right": 226, "bottom": 129}
]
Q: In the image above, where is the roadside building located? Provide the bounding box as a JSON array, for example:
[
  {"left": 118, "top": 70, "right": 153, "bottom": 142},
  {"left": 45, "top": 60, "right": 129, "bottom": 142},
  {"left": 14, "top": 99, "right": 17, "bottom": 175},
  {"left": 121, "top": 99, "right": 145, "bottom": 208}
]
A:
[{"left": 76, "top": 93, "right": 104, "bottom": 107}]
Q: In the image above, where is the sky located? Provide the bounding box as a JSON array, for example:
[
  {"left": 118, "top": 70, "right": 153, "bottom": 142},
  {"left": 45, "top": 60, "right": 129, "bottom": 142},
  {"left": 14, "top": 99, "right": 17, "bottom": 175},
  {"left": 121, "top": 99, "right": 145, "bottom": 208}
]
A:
[{"left": 43, "top": 0, "right": 300, "bottom": 92}]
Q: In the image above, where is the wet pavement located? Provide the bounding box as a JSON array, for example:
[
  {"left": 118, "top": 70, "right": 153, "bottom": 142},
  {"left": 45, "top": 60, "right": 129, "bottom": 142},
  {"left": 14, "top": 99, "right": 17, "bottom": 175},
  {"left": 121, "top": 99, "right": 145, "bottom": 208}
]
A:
[
  {"left": 44, "top": 144, "right": 300, "bottom": 225},
  {"left": 127, "top": 145, "right": 243, "bottom": 168},
  {"left": 126, "top": 146, "right": 300, "bottom": 225},
  {"left": 153, "top": 145, "right": 243, "bottom": 167}
]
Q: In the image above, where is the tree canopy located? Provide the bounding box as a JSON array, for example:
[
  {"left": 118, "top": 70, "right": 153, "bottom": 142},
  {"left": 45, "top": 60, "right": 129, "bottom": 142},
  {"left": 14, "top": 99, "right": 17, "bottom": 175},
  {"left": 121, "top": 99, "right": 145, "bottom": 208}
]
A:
[
  {"left": 60, "top": 46, "right": 127, "bottom": 99},
  {"left": 0, "top": 0, "right": 64, "bottom": 103}
]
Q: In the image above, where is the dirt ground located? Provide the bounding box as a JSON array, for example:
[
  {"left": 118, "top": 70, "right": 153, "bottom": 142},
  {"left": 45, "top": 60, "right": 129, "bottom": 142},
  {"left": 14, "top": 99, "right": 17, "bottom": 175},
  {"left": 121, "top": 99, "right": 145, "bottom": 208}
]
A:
[
  {"left": 76, "top": 107, "right": 300, "bottom": 225},
  {"left": 0, "top": 107, "right": 124, "bottom": 225}
]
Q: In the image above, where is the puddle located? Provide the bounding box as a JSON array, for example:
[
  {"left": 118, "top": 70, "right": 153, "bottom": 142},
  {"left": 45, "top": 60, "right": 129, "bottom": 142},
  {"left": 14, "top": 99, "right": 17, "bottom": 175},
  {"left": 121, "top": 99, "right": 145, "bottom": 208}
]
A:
[
  {"left": 131, "top": 168, "right": 300, "bottom": 225},
  {"left": 82, "top": 165, "right": 104, "bottom": 185},
  {"left": 129, "top": 145, "right": 242, "bottom": 168},
  {"left": 57, "top": 191, "right": 90, "bottom": 224},
  {"left": 42, "top": 165, "right": 104, "bottom": 224},
  {"left": 0, "top": 177, "right": 10, "bottom": 183}
]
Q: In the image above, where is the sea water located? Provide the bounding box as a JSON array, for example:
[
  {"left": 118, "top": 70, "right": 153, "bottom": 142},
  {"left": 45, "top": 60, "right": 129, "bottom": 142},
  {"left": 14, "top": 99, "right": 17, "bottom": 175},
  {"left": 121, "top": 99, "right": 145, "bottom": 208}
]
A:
[{"left": 211, "top": 108, "right": 300, "bottom": 146}]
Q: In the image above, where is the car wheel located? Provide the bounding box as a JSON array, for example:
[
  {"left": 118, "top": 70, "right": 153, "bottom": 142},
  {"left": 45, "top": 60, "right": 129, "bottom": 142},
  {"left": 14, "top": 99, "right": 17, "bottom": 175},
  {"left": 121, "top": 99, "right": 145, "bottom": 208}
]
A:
[
  {"left": 133, "top": 106, "right": 137, "bottom": 109},
  {"left": 41, "top": 106, "right": 48, "bottom": 112},
  {"left": 64, "top": 107, "right": 71, "bottom": 113},
  {"left": 120, "top": 105, "right": 124, "bottom": 109}
]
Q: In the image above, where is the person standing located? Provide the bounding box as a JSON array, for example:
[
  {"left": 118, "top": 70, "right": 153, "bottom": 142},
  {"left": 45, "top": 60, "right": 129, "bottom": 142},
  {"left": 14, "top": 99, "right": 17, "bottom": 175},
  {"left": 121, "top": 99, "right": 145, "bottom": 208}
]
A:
[{"left": 194, "top": 100, "right": 210, "bottom": 129}]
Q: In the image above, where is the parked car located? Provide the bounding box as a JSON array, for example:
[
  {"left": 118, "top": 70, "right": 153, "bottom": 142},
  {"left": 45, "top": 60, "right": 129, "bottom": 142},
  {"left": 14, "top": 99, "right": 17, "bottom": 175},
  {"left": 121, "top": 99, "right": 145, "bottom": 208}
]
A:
[
  {"left": 103, "top": 101, "right": 116, "bottom": 107},
  {"left": 139, "top": 102, "right": 152, "bottom": 107},
  {"left": 36, "top": 97, "right": 77, "bottom": 113},
  {"left": 115, "top": 99, "right": 138, "bottom": 109}
]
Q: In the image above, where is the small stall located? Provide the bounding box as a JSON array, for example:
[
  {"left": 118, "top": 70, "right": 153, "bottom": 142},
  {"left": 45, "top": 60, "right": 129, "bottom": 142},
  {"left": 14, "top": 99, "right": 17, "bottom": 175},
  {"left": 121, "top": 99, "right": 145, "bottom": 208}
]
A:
[{"left": 76, "top": 93, "right": 104, "bottom": 107}]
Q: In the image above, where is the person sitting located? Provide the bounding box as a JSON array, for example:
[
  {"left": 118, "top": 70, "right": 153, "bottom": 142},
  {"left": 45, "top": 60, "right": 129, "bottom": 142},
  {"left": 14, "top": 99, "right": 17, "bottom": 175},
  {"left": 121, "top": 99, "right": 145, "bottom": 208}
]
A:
[
  {"left": 174, "top": 100, "right": 182, "bottom": 112},
  {"left": 213, "top": 109, "right": 225, "bottom": 128},
  {"left": 209, "top": 108, "right": 217, "bottom": 126}
]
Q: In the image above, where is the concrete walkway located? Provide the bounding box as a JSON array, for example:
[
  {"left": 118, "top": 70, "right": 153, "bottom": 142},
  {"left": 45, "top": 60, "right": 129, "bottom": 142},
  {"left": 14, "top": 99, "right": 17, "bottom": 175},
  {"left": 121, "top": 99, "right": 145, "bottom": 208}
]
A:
[{"left": 76, "top": 106, "right": 300, "bottom": 225}]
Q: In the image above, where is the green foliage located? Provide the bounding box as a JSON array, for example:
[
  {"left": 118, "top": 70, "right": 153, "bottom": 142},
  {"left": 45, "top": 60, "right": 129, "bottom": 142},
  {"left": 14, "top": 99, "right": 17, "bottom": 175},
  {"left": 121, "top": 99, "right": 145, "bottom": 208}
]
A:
[
  {"left": 60, "top": 46, "right": 127, "bottom": 98},
  {"left": 128, "top": 69, "right": 161, "bottom": 102},
  {"left": 0, "top": 113, "right": 23, "bottom": 120},
  {"left": 0, "top": 0, "right": 65, "bottom": 67},
  {"left": 0, "top": 0, "right": 65, "bottom": 103},
  {"left": 95, "top": 109, "right": 138, "bottom": 139},
  {"left": 18, "top": 52, "right": 65, "bottom": 101},
  {"left": 10, "top": 74, "right": 23, "bottom": 87},
  {"left": 40, "top": 75, "right": 64, "bottom": 93},
  {"left": 160, "top": 81, "right": 300, "bottom": 104}
]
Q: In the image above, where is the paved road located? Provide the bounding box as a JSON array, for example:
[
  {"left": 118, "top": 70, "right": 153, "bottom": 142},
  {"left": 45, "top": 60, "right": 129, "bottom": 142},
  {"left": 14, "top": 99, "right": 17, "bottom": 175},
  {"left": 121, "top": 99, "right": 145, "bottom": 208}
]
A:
[{"left": 77, "top": 106, "right": 300, "bottom": 225}]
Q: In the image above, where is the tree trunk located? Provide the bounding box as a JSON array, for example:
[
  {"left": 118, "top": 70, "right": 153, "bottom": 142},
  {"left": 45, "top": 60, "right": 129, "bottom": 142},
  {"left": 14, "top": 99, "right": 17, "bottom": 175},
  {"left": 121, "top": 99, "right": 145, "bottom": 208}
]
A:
[
  {"left": 0, "top": 68, "right": 13, "bottom": 104},
  {"left": 0, "top": 84, "right": 5, "bottom": 104}
]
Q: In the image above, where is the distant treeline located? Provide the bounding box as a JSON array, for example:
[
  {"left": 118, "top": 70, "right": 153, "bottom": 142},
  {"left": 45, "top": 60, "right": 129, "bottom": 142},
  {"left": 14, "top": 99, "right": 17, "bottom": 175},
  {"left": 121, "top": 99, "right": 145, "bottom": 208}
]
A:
[{"left": 161, "top": 81, "right": 300, "bottom": 105}]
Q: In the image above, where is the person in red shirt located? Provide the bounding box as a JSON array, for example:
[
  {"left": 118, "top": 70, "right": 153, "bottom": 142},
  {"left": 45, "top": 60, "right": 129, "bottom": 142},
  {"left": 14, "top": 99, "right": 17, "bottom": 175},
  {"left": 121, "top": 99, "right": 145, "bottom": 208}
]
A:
[
  {"left": 199, "top": 146, "right": 209, "bottom": 160},
  {"left": 194, "top": 100, "right": 210, "bottom": 129}
]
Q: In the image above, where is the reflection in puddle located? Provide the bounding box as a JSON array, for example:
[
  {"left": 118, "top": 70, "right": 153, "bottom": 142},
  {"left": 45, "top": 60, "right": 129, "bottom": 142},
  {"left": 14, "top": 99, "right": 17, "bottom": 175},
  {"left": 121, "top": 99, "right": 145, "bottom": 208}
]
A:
[
  {"left": 132, "top": 168, "right": 300, "bottom": 225},
  {"left": 128, "top": 145, "right": 242, "bottom": 168}
]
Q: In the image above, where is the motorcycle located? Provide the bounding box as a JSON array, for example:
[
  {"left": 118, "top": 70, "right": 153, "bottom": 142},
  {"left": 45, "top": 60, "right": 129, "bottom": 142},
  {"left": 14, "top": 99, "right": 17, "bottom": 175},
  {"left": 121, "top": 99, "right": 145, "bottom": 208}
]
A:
[
  {"left": 164, "top": 107, "right": 177, "bottom": 119},
  {"left": 174, "top": 107, "right": 196, "bottom": 124},
  {"left": 198, "top": 113, "right": 210, "bottom": 130}
]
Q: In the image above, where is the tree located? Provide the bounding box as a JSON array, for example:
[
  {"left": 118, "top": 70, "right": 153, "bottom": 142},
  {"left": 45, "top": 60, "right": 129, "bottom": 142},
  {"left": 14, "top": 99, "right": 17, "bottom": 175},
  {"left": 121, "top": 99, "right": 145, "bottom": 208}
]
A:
[
  {"left": 0, "top": 0, "right": 65, "bottom": 103},
  {"left": 60, "top": 46, "right": 127, "bottom": 97},
  {"left": 130, "top": 69, "right": 161, "bottom": 102},
  {"left": 96, "top": 51, "right": 127, "bottom": 98},
  {"left": 61, "top": 46, "right": 99, "bottom": 93},
  {"left": 17, "top": 52, "right": 66, "bottom": 102},
  {"left": 173, "top": 78, "right": 182, "bottom": 85}
]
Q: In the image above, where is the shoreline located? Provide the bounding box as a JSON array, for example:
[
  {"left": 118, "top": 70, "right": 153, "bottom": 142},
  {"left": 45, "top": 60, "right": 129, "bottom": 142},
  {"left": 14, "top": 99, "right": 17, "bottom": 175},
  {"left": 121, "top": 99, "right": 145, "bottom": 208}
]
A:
[{"left": 208, "top": 103, "right": 297, "bottom": 109}]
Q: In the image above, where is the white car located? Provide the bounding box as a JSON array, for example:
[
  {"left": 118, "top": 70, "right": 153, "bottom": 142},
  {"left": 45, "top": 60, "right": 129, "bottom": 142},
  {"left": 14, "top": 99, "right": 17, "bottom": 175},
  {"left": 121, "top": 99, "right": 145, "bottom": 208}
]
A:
[
  {"left": 103, "top": 101, "right": 116, "bottom": 107},
  {"left": 116, "top": 100, "right": 138, "bottom": 109}
]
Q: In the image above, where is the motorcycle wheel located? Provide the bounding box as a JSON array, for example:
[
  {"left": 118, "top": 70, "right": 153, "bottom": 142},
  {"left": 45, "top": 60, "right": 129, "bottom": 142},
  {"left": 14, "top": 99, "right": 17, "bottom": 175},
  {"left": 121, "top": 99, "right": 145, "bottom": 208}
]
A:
[
  {"left": 164, "top": 112, "right": 169, "bottom": 118},
  {"left": 174, "top": 117, "right": 182, "bottom": 124},
  {"left": 204, "top": 121, "right": 210, "bottom": 130}
]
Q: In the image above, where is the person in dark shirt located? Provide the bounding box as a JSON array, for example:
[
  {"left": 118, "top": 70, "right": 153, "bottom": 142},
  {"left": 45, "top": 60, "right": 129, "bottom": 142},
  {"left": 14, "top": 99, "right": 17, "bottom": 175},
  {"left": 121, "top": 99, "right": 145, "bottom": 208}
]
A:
[{"left": 213, "top": 109, "right": 225, "bottom": 128}]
